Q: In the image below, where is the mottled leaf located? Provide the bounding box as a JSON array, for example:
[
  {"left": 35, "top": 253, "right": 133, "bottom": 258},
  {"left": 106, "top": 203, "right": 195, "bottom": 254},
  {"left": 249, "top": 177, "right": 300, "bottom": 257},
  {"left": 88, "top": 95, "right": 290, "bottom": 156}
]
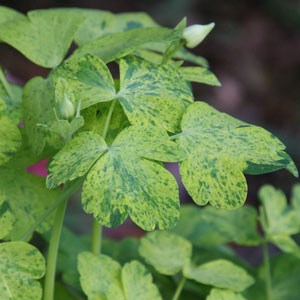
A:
[
  {"left": 0, "top": 116, "right": 21, "bottom": 166},
  {"left": 0, "top": 8, "right": 85, "bottom": 67},
  {"left": 180, "top": 66, "right": 221, "bottom": 86},
  {"left": 259, "top": 185, "right": 300, "bottom": 257},
  {"left": 0, "top": 167, "right": 60, "bottom": 240},
  {"left": 72, "top": 27, "right": 182, "bottom": 63},
  {"left": 139, "top": 231, "right": 192, "bottom": 275},
  {"left": 107, "top": 261, "right": 162, "bottom": 300},
  {"left": 177, "top": 102, "right": 297, "bottom": 209},
  {"left": 0, "top": 241, "right": 45, "bottom": 300},
  {"left": 207, "top": 289, "right": 246, "bottom": 300},
  {"left": 118, "top": 55, "right": 193, "bottom": 132},
  {"left": 81, "top": 125, "right": 184, "bottom": 230},
  {"left": 0, "top": 191, "right": 15, "bottom": 239},
  {"left": 52, "top": 54, "right": 116, "bottom": 110},
  {"left": 78, "top": 251, "right": 121, "bottom": 300},
  {"left": 74, "top": 10, "right": 157, "bottom": 46},
  {"left": 172, "top": 205, "right": 261, "bottom": 247},
  {"left": 47, "top": 131, "right": 107, "bottom": 188},
  {"left": 184, "top": 259, "right": 254, "bottom": 292}
]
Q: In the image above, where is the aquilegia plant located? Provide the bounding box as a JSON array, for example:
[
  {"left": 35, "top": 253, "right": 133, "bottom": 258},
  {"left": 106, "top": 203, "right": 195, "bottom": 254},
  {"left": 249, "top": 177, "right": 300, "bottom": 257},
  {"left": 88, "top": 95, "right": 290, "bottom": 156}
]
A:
[{"left": 0, "top": 6, "right": 299, "bottom": 300}]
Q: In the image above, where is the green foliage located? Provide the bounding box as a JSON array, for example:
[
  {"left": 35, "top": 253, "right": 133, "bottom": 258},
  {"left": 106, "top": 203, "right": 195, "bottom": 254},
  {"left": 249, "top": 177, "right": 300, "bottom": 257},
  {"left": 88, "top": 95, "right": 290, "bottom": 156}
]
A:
[
  {"left": 0, "top": 241, "right": 45, "bottom": 300},
  {"left": 0, "top": 6, "right": 298, "bottom": 300}
]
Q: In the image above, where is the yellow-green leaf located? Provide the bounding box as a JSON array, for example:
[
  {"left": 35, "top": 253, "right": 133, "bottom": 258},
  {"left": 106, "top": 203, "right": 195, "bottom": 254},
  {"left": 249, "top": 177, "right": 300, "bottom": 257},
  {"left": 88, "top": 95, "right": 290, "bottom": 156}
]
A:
[
  {"left": 118, "top": 55, "right": 193, "bottom": 132},
  {"left": 0, "top": 8, "right": 85, "bottom": 67},
  {"left": 78, "top": 251, "right": 121, "bottom": 300},
  {"left": 180, "top": 66, "right": 221, "bottom": 86},
  {"left": 0, "top": 241, "right": 45, "bottom": 300},
  {"left": 183, "top": 259, "right": 254, "bottom": 292},
  {"left": 177, "top": 102, "right": 297, "bottom": 209},
  {"left": 0, "top": 6, "right": 25, "bottom": 27},
  {"left": 139, "top": 231, "right": 192, "bottom": 275},
  {"left": 0, "top": 192, "right": 15, "bottom": 239},
  {"left": 207, "top": 289, "right": 246, "bottom": 300}
]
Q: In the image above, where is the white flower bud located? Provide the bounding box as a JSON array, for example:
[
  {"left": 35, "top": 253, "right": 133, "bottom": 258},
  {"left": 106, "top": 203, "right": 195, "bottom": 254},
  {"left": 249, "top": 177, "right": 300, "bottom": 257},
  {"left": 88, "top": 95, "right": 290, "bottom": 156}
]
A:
[
  {"left": 183, "top": 23, "right": 215, "bottom": 48},
  {"left": 58, "top": 93, "right": 75, "bottom": 120}
]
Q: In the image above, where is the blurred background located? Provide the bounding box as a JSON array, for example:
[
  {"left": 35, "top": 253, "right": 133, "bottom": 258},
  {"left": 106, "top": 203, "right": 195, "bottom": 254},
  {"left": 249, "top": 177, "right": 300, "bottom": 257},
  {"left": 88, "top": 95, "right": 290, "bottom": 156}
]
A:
[{"left": 1, "top": 0, "right": 299, "bottom": 263}]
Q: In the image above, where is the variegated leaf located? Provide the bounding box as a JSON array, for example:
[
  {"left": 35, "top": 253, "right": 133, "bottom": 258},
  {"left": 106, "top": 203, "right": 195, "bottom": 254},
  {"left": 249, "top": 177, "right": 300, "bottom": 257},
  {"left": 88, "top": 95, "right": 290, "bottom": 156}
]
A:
[
  {"left": 177, "top": 102, "right": 298, "bottom": 209},
  {"left": 139, "top": 231, "right": 192, "bottom": 275},
  {"left": 0, "top": 241, "right": 45, "bottom": 300},
  {"left": 0, "top": 8, "right": 85, "bottom": 67},
  {"left": 180, "top": 66, "right": 221, "bottom": 86}
]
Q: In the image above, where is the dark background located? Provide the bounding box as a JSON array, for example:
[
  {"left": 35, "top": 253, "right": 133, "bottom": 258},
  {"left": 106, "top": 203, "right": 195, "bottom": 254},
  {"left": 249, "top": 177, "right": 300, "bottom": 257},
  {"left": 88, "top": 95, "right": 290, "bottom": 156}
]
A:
[{"left": 1, "top": 0, "right": 299, "bottom": 260}]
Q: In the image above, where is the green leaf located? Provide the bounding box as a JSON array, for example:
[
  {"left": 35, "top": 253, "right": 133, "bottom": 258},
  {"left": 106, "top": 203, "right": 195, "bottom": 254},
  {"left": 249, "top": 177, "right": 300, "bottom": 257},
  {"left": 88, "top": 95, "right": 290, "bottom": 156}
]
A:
[
  {"left": 0, "top": 116, "right": 21, "bottom": 166},
  {"left": 177, "top": 102, "right": 297, "bottom": 209},
  {"left": 0, "top": 241, "right": 45, "bottom": 300},
  {"left": 81, "top": 126, "right": 184, "bottom": 230},
  {"left": 46, "top": 131, "right": 107, "bottom": 188},
  {"left": 72, "top": 27, "right": 182, "bottom": 63},
  {"left": 106, "top": 261, "right": 162, "bottom": 300},
  {"left": 0, "top": 8, "right": 85, "bottom": 67},
  {"left": 78, "top": 251, "right": 121, "bottom": 300},
  {"left": 183, "top": 259, "right": 254, "bottom": 292},
  {"left": 118, "top": 55, "right": 193, "bottom": 132},
  {"left": 52, "top": 54, "right": 116, "bottom": 110},
  {"left": 172, "top": 205, "right": 261, "bottom": 246},
  {"left": 259, "top": 185, "right": 300, "bottom": 257},
  {"left": 207, "top": 288, "right": 246, "bottom": 300},
  {"left": 139, "top": 231, "right": 192, "bottom": 275},
  {"left": 0, "top": 167, "right": 60, "bottom": 240},
  {"left": 0, "top": 6, "right": 25, "bottom": 26},
  {"left": 0, "top": 192, "right": 15, "bottom": 239},
  {"left": 180, "top": 66, "right": 221, "bottom": 86},
  {"left": 291, "top": 183, "right": 300, "bottom": 217},
  {"left": 74, "top": 11, "right": 157, "bottom": 46}
]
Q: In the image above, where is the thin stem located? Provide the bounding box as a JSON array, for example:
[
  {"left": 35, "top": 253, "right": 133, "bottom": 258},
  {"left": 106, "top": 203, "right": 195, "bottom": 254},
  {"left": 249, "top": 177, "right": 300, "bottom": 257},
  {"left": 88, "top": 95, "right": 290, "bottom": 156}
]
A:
[
  {"left": 169, "top": 132, "right": 182, "bottom": 141},
  {"left": 263, "top": 239, "right": 272, "bottom": 300},
  {"left": 18, "top": 177, "right": 83, "bottom": 242},
  {"left": 91, "top": 219, "right": 103, "bottom": 255},
  {"left": 161, "top": 40, "right": 185, "bottom": 65},
  {"left": 43, "top": 184, "right": 70, "bottom": 300},
  {"left": 172, "top": 277, "right": 186, "bottom": 300},
  {"left": 90, "top": 98, "right": 118, "bottom": 254},
  {"left": 0, "top": 67, "right": 14, "bottom": 101}
]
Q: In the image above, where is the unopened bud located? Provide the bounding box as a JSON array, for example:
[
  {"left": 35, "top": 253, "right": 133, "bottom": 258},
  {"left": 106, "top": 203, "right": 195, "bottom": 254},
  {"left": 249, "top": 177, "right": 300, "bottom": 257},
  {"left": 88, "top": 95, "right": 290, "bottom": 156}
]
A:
[
  {"left": 59, "top": 93, "right": 75, "bottom": 120},
  {"left": 183, "top": 23, "right": 215, "bottom": 48}
]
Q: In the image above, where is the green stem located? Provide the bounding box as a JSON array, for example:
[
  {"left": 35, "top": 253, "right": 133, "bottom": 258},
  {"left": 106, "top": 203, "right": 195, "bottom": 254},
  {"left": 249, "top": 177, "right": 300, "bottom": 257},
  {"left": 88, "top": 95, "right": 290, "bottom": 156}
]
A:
[
  {"left": 90, "top": 98, "right": 117, "bottom": 254},
  {"left": 0, "top": 67, "right": 14, "bottom": 101},
  {"left": 161, "top": 40, "right": 185, "bottom": 65},
  {"left": 263, "top": 239, "right": 272, "bottom": 300},
  {"left": 169, "top": 132, "right": 182, "bottom": 141},
  {"left": 172, "top": 277, "right": 186, "bottom": 300},
  {"left": 43, "top": 187, "right": 70, "bottom": 300},
  {"left": 18, "top": 177, "right": 83, "bottom": 242}
]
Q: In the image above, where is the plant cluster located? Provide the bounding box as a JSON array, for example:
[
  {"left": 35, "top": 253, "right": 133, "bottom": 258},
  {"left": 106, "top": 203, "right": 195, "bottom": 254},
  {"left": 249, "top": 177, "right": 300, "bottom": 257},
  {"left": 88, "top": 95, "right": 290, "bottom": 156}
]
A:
[{"left": 0, "top": 6, "right": 298, "bottom": 300}]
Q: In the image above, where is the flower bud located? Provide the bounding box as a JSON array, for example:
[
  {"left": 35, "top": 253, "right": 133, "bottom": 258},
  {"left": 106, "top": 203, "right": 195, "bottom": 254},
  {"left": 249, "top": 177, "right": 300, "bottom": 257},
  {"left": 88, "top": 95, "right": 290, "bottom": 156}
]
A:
[
  {"left": 183, "top": 23, "right": 215, "bottom": 48},
  {"left": 58, "top": 93, "right": 75, "bottom": 120}
]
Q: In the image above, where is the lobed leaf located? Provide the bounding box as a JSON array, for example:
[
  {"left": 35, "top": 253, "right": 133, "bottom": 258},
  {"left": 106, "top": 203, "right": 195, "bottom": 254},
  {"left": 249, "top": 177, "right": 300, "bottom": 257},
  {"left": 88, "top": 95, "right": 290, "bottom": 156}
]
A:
[
  {"left": 0, "top": 241, "right": 45, "bottom": 300},
  {"left": 139, "top": 231, "right": 192, "bottom": 275},
  {"left": 177, "top": 102, "right": 298, "bottom": 209},
  {"left": 172, "top": 205, "right": 261, "bottom": 246},
  {"left": 183, "top": 259, "right": 254, "bottom": 292},
  {"left": 0, "top": 8, "right": 85, "bottom": 67},
  {"left": 0, "top": 6, "right": 25, "bottom": 27}
]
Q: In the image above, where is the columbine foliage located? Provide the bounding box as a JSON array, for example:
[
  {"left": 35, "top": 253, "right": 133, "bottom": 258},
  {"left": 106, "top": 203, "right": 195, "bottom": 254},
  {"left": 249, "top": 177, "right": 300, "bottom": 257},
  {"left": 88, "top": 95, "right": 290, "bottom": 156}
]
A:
[{"left": 0, "top": 5, "right": 298, "bottom": 300}]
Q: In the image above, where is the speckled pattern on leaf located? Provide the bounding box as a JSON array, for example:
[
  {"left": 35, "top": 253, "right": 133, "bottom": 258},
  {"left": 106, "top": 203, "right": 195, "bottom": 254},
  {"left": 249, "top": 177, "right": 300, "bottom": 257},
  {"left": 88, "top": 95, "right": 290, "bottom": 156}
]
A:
[
  {"left": 178, "top": 102, "right": 298, "bottom": 209},
  {"left": 78, "top": 251, "right": 121, "bottom": 300},
  {"left": 183, "top": 259, "right": 254, "bottom": 292},
  {"left": 0, "top": 241, "right": 45, "bottom": 300},
  {"left": 139, "top": 231, "right": 192, "bottom": 275},
  {"left": 0, "top": 191, "right": 15, "bottom": 239},
  {"left": 207, "top": 288, "right": 246, "bottom": 300},
  {"left": 81, "top": 125, "right": 185, "bottom": 230},
  {"left": 52, "top": 54, "right": 116, "bottom": 110},
  {"left": 180, "top": 66, "right": 221, "bottom": 86},
  {"left": 0, "top": 116, "right": 21, "bottom": 166},
  {"left": 0, "top": 8, "right": 85, "bottom": 67},
  {"left": 118, "top": 55, "right": 193, "bottom": 132}
]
